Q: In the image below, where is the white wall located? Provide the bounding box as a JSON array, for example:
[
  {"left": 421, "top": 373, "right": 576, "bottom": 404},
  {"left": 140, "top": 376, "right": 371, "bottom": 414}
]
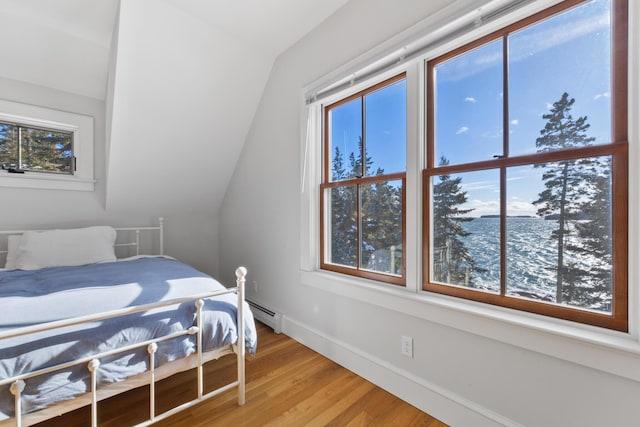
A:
[
  {"left": 0, "top": 76, "right": 110, "bottom": 227},
  {"left": 0, "top": 0, "right": 274, "bottom": 277},
  {"left": 220, "top": 0, "right": 640, "bottom": 425},
  {"left": 0, "top": 0, "right": 116, "bottom": 100},
  {"left": 105, "top": 0, "right": 275, "bottom": 276},
  {"left": 0, "top": 76, "right": 172, "bottom": 260}
]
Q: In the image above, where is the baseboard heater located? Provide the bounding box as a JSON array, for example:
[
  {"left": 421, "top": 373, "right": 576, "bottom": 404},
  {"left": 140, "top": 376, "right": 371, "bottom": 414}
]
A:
[{"left": 247, "top": 299, "right": 283, "bottom": 333}]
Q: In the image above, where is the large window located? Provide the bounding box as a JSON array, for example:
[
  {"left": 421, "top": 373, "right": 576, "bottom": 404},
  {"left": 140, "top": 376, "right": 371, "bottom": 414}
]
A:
[
  {"left": 321, "top": 74, "right": 407, "bottom": 285},
  {"left": 424, "top": 0, "right": 627, "bottom": 330},
  {"left": 310, "top": 0, "right": 629, "bottom": 332}
]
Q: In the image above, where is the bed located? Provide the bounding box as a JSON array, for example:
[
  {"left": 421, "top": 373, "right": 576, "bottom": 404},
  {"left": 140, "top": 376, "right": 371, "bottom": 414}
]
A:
[{"left": 0, "top": 219, "right": 256, "bottom": 426}]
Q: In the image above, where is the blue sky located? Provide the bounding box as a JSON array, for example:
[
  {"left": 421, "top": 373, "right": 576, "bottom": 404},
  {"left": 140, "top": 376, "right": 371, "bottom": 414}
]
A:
[
  {"left": 330, "top": 80, "right": 406, "bottom": 179},
  {"left": 436, "top": 0, "right": 612, "bottom": 217},
  {"left": 329, "top": 0, "right": 611, "bottom": 217}
]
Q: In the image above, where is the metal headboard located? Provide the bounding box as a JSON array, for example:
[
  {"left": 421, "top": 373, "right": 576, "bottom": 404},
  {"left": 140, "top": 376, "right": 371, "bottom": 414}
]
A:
[{"left": 0, "top": 217, "right": 164, "bottom": 262}]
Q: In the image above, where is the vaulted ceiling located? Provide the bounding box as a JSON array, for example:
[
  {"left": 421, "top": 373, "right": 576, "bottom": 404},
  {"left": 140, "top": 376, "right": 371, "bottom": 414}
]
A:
[
  {"left": 0, "top": 0, "right": 349, "bottom": 100},
  {"left": 0, "top": 0, "right": 350, "bottom": 216},
  {"left": 0, "top": 0, "right": 118, "bottom": 99}
]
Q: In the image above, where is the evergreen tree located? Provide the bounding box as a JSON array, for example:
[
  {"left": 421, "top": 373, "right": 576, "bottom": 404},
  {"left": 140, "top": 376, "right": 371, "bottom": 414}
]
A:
[
  {"left": 331, "top": 146, "right": 346, "bottom": 180},
  {"left": 0, "top": 124, "right": 71, "bottom": 172},
  {"left": 532, "top": 92, "right": 596, "bottom": 304},
  {"left": 21, "top": 128, "right": 72, "bottom": 172},
  {"left": 329, "top": 139, "right": 403, "bottom": 275},
  {"left": 565, "top": 157, "right": 613, "bottom": 310},
  {"left": 432, "top": 156, "right": 474, "bottom": 285},
  {"left": 330, "top": 146, "right": 357, "bottom": 267},
  {"left": 0, "top": 123, "right": 18, "bottom": 168},
  {"left": 361, "top": 177, "right": 403, "bottom": 275}
]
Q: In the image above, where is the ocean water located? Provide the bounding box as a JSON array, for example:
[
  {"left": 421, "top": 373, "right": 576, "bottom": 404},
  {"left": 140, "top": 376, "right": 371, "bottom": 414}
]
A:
[{"left": 459, "top": 217, "right": 604, "bottom": 300}]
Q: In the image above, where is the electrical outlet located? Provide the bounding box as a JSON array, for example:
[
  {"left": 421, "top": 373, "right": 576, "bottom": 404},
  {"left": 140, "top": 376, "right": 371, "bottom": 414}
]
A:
[{"left": 401, "top": 335, "right": 413, "bottom": 358}]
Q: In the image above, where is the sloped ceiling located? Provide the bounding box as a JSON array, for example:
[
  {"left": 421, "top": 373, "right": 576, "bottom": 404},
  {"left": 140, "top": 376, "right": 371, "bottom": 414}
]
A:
[
  {"left": 0, "top": 0, "right": 349, "bottom": 215},
  {"left": 0, "top": 0, "right": 118, "bottom": 100},
  {"left": 0, "top": 0, "right": 349, "bottom": 100}
]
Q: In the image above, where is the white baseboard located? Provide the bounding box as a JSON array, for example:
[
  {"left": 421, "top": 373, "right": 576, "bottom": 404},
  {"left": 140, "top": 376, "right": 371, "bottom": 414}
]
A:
[{"left": 282, "top": 316, "right": 523, "bottom": 427}]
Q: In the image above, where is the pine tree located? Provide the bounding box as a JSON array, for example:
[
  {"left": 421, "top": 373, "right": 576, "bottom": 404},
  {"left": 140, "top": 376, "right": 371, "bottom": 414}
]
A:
[
  {"left": 532, "top": 92, "right": 596, "bottom": 304},
  {"left": 329, "top": 139, "right": 403, "bottom": 274},
  {"left": 330, "top": 146, "right": 357, "bottom": 267},
  {"left": 0, "top": 124, "right": 18, "bottom": 169},
  {"left": 565, "top": 157, "right": 612, "bottom": 310},
  {"left": 21, "top": 128, "right": 72, "bottom": 172},
  {"left": 361, "top": 177, "right": 403, "bottom": 275},
  {"left": 432, "top": 156, "right": 474, "bottom": 285}
]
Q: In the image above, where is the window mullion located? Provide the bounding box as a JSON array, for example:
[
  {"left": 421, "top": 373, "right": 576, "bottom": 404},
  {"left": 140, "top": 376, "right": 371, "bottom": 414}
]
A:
[
  {"left": 359, "top": 95, "right": 366, "bottom": 179},
  {"left": 17, "top": 126, "right": 23, "bottom": 170},
  {"left": 357, "top": 183, "right": 362, "bottom": 271},
  {"left": 357, "top": 93, "right": 365, "bottom": 269},
  {"left": 500, "top": 33, "right": 509, "bottom": 297},
  {"left": 500, "top": 167, "right": 507, "bottom": 297}
]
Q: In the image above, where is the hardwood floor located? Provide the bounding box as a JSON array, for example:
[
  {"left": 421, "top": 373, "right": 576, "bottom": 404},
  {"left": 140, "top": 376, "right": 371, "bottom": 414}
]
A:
[{"left": 35, "top": 322, "right": 447, "bottom": 426}]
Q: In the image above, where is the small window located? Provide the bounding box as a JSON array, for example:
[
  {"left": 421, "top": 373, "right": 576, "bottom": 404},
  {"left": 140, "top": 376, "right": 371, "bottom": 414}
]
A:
[
  {"left": 424, "top": 0, "right": 627, "bottom": 330},
  {"left": 0, "top": 99, "right": 94, "bottom": 192},
  {"left": 0, "top": 121, "right": 74, "bottom": 174},
  {"left": 321, "top": 74, "right": 407, "bottom": 285}
]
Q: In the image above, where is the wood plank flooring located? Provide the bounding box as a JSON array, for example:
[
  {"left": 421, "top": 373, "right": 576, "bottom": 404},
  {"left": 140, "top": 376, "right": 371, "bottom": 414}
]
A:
[{"left": 35, "top": 322, "right": 447, "bottom": 426}]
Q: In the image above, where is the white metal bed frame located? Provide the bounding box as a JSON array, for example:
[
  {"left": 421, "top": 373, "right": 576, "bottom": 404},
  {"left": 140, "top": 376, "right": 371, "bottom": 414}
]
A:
[{"left": 0, "top": 219, "right": 247, "bottom": 427}]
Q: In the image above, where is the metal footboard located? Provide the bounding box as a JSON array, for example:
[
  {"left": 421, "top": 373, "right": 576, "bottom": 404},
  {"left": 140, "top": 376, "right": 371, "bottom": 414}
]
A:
[{"left": 0, "top": 266, "right": 247, "bottom": 427}]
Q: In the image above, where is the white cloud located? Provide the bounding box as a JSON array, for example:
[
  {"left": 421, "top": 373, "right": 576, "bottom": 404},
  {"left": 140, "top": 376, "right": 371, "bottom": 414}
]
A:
[
  {"left": 481, "top": 129, "right": 502, "bottom": 139},
  {"left": 594, "top": 92, "right": 610, "bottom": 100},
  {"left": 461, "top": 199, "right": 538, "bottom": 217},
  {"left": 511, "top": 119, "right": 519, "bottom": 125},
  {"left": 462, "top": 199, "right": 500, "bottom": 217},
  {"left": 506, "top": 201, "right": 538, "bottom": 217},
  {"left": 509, "top": 10, "right": 609, "bottom": 64},
  {"left": 465, "top": 97, "right": 477, "bottom": 103},
  {"left": 456, "top": 126, "right": 469, "bottom": 135},
  {"left": 435, "top": 7, "right": 608, "bottom": 84},
  {"left": 463, "top": 180, "right": 498, "bottom": 192}
]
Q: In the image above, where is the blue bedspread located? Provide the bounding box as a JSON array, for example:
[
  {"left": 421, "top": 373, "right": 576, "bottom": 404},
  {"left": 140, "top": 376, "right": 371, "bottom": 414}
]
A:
[{"left": 0, "top": 257, "right": 256, "bottom": 419}]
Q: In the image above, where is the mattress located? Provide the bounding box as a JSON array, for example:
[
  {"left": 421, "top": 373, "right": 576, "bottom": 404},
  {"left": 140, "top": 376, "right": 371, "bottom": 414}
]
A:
[{"left": 0, "top": 257, "right": 256, "bottom": 419}]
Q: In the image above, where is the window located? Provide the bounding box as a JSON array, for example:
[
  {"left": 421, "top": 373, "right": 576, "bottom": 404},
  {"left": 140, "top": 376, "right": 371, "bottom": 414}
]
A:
[
  {"left": 321, "top": 74, "right": 407, "bottom": 285},
  {"left": 0, "top": 99, "right": 94, "bottom": 191},
  {"left": 424, "top": 0, "right": 627, "bottom": 330},
  {"left": 0, "top": 121, "right": 74, "bottom": 174}
]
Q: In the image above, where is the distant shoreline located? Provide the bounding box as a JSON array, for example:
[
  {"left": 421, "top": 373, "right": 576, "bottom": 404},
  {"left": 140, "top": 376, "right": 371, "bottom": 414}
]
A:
[{"left": 478, "top": 215, "right": 535, "bottom": 219}]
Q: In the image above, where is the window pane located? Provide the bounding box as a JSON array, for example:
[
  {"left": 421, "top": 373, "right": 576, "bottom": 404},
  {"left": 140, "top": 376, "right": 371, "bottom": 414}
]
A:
[
  {"left": 506, "top": 157, "right": 613, "bottom": 312},
  {"left": 434, "top": 39, "right": 503, "bottom": 166},
  {"left": 364, "top": 80, "right": 406, "bottom": 175},
  {"left": 360, "top": 179, "right": 403, "bottom": 275},
  {"left": 431, "top": 168, "right": 500, "bottom": 292},
  {"left": 509, "top": 0, "right": 612, "bottom": 156},
  {"left": 20, "top": 127, "right": 73, "bottom": 174},
  {"left": 329, "top": 98, "right": 362, "bottom": 181},
  {"left": 0, "top": 122, "right": 73, "bottom": 174},
  {"left": 0, "top": 123, "right": 18, "bottom": 169},
  {"left": 326, "top": 185, "right": 357, "bottom": 268}
]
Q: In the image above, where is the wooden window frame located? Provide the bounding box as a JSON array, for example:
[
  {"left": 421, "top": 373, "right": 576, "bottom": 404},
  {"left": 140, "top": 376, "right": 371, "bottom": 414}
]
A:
[
  {"left": 423, "top": 0, "right": 628, "bottom": 331},
  {"left": 321, "top": 73, "right": 407, "bottom": 285}
]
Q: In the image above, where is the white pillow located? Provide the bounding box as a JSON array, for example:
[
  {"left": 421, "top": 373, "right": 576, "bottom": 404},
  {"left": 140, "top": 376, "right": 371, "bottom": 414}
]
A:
[
  {"left": 15, "top": 226, "right": 117, "bottom": 270},
  {"left": 4, "top": 235, "right": 21, "bottom": 269}
]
